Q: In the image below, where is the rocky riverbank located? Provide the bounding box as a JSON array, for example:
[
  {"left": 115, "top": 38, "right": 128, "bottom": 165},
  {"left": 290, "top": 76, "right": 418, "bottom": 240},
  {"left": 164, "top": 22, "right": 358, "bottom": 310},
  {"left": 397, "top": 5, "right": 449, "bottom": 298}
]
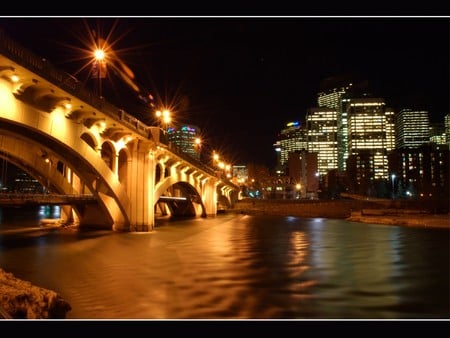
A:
[{"left": 0, "top": 268, "right": 71, "bottom": 319}]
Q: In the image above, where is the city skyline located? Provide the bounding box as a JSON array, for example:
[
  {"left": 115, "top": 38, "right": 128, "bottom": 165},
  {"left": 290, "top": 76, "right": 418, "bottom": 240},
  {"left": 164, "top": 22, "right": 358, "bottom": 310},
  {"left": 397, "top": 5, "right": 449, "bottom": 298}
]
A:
[{"left": 0, "top": 16, "right": 448, "bottom": 167}]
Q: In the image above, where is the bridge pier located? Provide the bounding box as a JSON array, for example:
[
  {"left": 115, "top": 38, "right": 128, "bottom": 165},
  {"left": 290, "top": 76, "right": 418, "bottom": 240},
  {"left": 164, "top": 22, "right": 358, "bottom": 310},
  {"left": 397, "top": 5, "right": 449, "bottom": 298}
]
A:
[
  {"left": 127, "top": 140, "right": 156, "bottom": 232},
  {"left": 202, "top": 178, "right": 218, "bottom": 217}
]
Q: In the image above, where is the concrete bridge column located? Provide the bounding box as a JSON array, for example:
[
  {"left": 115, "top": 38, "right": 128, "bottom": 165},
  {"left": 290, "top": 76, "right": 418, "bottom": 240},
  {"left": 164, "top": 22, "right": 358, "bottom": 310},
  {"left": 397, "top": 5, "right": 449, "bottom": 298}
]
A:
[
  {"left": 59, "top": 205, "right": 75, "bottom": 224},
  {"left": 202, "top": 177, "right": 218, "bottom": 217},
  {"left": 127, "top": 140, "right": 156, "bottom": 231}
]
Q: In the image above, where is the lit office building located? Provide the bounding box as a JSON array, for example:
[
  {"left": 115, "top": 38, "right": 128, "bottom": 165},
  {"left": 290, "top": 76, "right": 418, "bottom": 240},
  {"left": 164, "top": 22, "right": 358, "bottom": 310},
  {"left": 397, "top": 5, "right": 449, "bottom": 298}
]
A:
[
  {"left": 287, "top": 150, "right": 319, "bottom": 199},
  {"left": 385, "top": 107, "right": 396, "bottom": 152},
  {"left": 445, "top": 114, "right": 450, "bottom": 148},
  {"left": 388, "top": 143, "right": 449, "bottom": 199},
  {"left": 167, "top": 124, "right": 202, "bottom": 160},
  {"left": 394, "top": 109, "right": 430, "bottom": 149},
  {"left": 317, "top": 76, "right": 370, "bottom": 171},
  {"left": 12, "top": 169, "right": 44, "bottom": 193},
  {"left": 273, "top": 140, "right": 283, "bottom": 175},
  {"left": 277, "top": 121, "right": 307, "bottom": 173},
  {"left": 232, "top": 165, "right": 248, "bottom": 184},
  {"left": 429, "top": 122, "right": 446, "bottom": 145},
  {"left": 346, "top": 98, "right": 390, "bottom": 180},
  {"left": 306, "top": 107, "right": 338, "bottom": 176}
]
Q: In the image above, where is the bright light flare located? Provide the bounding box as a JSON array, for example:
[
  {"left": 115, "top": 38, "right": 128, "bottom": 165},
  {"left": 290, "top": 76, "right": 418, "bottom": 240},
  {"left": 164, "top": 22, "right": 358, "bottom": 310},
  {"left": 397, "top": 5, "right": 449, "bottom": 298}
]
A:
[
  {"left": 58, "top": 20, "right": 142, "bottom": 95},
  {"left": 94, "top": 49, "right": 105, "bottom": 61}
]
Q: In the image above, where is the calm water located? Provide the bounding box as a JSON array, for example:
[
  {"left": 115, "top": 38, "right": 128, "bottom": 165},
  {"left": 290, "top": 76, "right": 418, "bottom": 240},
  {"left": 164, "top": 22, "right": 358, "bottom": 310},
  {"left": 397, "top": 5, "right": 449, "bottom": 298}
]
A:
[{"left": 0, "top": 206, "right": 449, "bottom": 319}]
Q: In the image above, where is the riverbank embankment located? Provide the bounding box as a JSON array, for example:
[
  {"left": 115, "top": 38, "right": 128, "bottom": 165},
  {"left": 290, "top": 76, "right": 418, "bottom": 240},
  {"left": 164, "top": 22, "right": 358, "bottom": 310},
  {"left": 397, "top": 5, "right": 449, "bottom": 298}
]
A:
[
  {"left": 347, "top": 209, "right": 449, "bottom": 229},
  {"left": 231, "top": 198, "right": 449, "bottom": 229}
]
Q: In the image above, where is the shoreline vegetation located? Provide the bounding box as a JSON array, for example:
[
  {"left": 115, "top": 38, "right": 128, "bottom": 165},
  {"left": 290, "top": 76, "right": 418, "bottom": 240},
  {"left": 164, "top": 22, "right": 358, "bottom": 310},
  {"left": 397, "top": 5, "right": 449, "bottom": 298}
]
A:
[{"left": 231, "top": 198, "right": 449, "bottom": 229}]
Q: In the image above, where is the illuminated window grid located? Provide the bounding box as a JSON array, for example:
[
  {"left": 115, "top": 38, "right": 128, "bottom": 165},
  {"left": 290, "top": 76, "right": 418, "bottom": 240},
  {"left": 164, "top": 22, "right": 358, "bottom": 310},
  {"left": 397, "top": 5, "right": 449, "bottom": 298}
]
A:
[
  {"left": 347, "top": 99, "right": 389, "bottom": 179},
  {"left": 279, "top": 123, "right": 307, "bottom": 166},
  {"left": 395, "top": 109, "right": 430, "bottom": 149},
  {"left": 306, "top": 108, "right": 338, "bottom": 176}
]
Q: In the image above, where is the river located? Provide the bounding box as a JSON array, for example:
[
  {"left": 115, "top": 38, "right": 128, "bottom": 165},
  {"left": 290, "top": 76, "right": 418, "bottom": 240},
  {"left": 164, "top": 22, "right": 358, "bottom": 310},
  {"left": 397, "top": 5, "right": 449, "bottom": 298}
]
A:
[{"left": 0, "top": 205, "right": 448, "bottom": 320}]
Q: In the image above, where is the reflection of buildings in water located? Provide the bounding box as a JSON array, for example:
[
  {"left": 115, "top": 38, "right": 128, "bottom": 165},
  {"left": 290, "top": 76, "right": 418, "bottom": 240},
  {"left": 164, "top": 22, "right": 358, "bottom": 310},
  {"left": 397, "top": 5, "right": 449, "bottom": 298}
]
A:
[
  {"left": 39, "top": 205, "right": 61, "bottom": 219},
  {"left": 307, "top": 219, "right": 398, "bottom": 309}
]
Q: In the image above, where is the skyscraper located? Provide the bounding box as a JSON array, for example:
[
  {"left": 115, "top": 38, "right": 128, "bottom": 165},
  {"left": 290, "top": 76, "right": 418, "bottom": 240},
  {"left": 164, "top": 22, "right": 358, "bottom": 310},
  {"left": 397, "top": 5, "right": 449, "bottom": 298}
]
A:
[
  {"left": 317, "top": 75, "right": 370, "bottom": 170},
  {"left": 394, "top": 109, "right": 430, "bottom": 149},
  {"left": 429, "top": 122, "right": 446, "bottom": 145},
  {"left": 346, "top": 97, "right": 390, "bottom": 180},
  {"left": 277, "top": 121, "right": 307, "bottom": 173},
  {"left": 306, "top": 107, "right": 338, "bottom": 176},
  {"left": 167, "top": 124, "right": 202, "bottom": 160},
  {"left": 444, "top": 114, "right": 449, "bottom": 149}
]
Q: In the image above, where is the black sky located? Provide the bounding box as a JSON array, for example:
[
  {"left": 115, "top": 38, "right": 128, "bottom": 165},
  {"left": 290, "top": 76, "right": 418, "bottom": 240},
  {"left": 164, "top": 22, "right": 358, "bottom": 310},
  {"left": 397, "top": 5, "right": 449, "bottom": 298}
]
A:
[{"left": 1, "top": 17, "right": 448, "bottom": 168}]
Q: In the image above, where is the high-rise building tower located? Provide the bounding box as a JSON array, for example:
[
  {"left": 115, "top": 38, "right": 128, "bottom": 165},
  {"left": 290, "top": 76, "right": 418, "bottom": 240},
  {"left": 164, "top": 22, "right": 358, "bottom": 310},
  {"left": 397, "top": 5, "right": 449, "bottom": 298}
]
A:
[
  {"left": 167, "top": 124, "right": 202, "bottom": 160},
  {"left": 317, "top": 75, "right": 369, "bottom": 170},
  {"left": 306, "top": 107, "right": 338, "bottom": 176},
  {"left": 277, "top": 121, "right": 307, "bottom": 173},
  {"left": 429, "top": 122, "right": 446, "bottom": 145},
  {"left": 346, "top": 97, "right": 390, "bottom": 180},
  {"left": 385, "top": 107, "right": 396, "bottom": 152},
  {"left": 394, "top": 109, "right": 430, "bottom": 149},
  {"left": 443, "top": 114, "right": 449, "bottom": 149}
]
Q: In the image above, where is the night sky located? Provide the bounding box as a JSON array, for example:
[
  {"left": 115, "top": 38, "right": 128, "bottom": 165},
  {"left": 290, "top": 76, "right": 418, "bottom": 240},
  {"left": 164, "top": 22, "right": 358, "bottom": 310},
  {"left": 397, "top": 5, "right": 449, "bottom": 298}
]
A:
[{"left": 1, "top": 17, "right": 448, "bottom": 168}]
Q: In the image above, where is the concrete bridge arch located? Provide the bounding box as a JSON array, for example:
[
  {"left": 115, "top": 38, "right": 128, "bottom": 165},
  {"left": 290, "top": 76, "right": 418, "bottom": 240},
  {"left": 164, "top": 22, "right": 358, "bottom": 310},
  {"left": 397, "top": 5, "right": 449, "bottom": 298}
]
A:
[{"left": 0, "top": 120, "right": 129, "bottom": 229}]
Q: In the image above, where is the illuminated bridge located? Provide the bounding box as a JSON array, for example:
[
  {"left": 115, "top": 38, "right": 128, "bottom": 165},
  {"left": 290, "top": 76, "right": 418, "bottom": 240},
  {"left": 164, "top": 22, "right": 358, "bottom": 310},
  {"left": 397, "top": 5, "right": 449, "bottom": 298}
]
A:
[{"left": 0, "top": 29, "right": 239, "bottom": 231}]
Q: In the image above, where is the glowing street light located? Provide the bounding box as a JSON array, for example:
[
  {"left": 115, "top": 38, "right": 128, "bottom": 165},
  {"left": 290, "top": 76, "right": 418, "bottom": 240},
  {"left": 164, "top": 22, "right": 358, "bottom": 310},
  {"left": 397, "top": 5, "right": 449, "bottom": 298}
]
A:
[
  {"left": 155, "top": 109, "right": 171, "bottom": 131},
  {"left": 212, "top": 152, "right": 219, "bottom": 163},
  {"left": 94, "top": 49, "right": 105, "bottom": 62},
  {"left": 391, "top": 173, "right": 396, "bottom": 199},
  {"left": 93, "top": 47, "right": 107, "bottom": 97},
  {"left": 194, "top": 137, "right": 202, "bottom": 160},
  {"left": 296, "top": 183, "right": 301, "bottom": 199}
]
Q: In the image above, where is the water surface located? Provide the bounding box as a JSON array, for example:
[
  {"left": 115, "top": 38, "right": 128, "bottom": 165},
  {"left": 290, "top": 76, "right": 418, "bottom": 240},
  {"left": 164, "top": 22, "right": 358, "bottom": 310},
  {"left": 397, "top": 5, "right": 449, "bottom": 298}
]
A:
[{"left": 0, "top": 206, "right": 448, "bottom": 319}]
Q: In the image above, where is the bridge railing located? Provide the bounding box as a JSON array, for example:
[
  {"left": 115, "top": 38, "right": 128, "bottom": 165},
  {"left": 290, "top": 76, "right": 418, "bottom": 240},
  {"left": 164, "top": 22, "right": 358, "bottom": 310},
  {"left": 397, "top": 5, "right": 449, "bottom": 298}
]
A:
[{"left": 0, "top": 28, "right": 150, "bottom": 140}]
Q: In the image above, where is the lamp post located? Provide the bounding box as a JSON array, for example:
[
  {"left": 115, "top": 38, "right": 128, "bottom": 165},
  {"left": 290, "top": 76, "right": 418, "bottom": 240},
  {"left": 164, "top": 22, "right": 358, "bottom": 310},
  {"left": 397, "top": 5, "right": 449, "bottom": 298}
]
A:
[
  {"left": 296, "top": 183, "right": 301, "bottom": 199},
  {"left": 155, "top": 109, "right": 171, "bottom": 131},
  {"left": 93, "top": 48, "right": 106, "bottom": 97},
  {"left": 194, "top": 137, "right": 202, "bottom": 160},
  {"left": 391, "top": 173, "right": 396, "bottom": 199}
]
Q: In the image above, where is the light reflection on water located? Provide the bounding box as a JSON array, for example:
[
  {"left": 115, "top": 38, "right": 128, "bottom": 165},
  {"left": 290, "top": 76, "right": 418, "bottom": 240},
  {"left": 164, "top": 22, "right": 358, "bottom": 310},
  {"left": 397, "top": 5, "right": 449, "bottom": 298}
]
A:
[{"left": 0, "top": 206, "right": 448, "bottom": 319}]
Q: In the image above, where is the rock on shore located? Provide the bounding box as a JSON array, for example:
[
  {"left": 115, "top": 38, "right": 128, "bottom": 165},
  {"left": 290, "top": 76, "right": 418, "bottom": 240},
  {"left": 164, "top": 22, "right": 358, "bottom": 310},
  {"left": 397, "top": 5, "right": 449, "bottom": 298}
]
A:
[{"left": 0, "top": 268, "right": 71, "bottom": 319}]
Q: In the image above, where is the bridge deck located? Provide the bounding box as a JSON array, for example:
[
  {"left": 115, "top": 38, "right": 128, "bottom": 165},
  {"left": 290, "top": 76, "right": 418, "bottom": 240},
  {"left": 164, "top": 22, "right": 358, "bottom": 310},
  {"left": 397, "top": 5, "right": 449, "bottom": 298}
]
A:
[{"left": 0, "top": 193, "right": 97, "bottom": 206}]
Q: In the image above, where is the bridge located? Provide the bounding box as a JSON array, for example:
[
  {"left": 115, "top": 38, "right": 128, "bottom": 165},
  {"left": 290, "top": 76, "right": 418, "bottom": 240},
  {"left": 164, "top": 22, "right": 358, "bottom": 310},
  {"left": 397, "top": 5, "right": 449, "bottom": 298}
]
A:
[
  {"left": 0, "top": 193, "right": 98, "bottom": 206},
  {"left": 0, "top": 28, "right": 239, "bottom": 231}
]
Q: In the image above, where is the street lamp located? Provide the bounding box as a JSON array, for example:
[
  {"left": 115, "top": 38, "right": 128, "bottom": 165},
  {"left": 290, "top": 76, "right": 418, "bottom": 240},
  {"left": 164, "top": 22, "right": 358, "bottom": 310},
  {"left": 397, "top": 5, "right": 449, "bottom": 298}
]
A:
[
  {"left": 155, "top": 109, "right": 171, "bottom": 131},
  {"left": 296, "top": 183, "right": 301, "bottom": 199},
  {"left": 93, "top": 48, "right": 106, "bottom": 97},
  {"left": 194, "top": 137, "right": 202, "bottom": 160},
  {"left": 391, "top": 173, "right": 396, "bottom": 199}
]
